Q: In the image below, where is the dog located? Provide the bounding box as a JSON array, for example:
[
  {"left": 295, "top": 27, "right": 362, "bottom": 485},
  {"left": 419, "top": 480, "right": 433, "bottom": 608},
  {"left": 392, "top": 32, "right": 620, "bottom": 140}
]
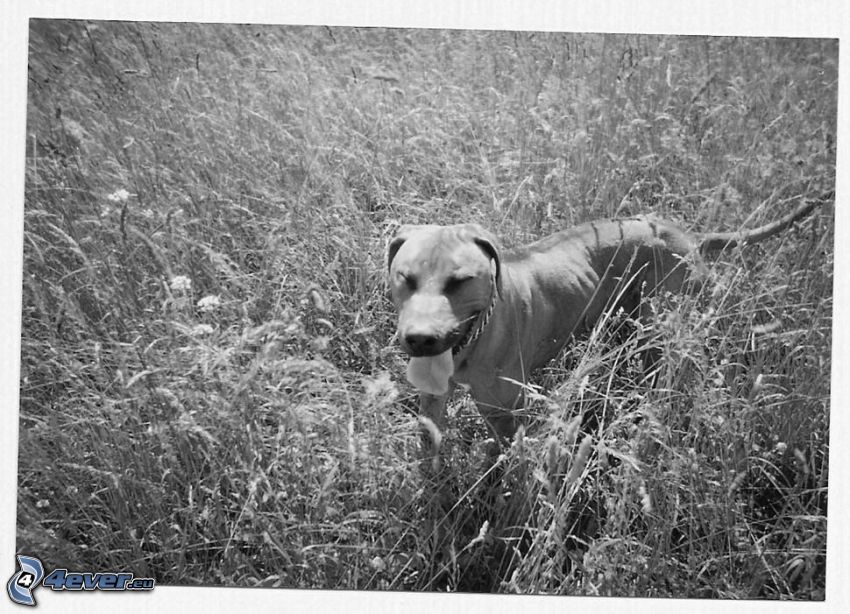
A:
[{"left": 387, "top": 199, "right": 821, "bottom": 462}]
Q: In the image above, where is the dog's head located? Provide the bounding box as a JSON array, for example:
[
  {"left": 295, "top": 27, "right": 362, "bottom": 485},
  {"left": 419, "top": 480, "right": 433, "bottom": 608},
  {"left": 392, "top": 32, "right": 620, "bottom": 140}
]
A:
[{"left": 387, "top": 223, "right": 501, "bottom": 357}]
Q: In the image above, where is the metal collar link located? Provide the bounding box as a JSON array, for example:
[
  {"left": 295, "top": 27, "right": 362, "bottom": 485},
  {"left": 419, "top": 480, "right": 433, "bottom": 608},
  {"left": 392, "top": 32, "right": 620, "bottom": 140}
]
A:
[{"left": 453, "top": 271, "right": 498, "bottom": 355}]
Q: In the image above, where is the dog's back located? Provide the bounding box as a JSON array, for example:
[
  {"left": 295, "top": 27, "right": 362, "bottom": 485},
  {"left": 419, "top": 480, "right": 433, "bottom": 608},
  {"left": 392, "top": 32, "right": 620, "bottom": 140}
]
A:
[{"left": 504, "top": 218, "right": 706, "bottom": 330}]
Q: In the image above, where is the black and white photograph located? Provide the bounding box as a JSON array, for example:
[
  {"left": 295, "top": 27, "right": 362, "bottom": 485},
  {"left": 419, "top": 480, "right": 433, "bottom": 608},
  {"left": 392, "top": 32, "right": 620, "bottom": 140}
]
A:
[{"left": 1, "top": 2, "right": 846, "bottom": 612}]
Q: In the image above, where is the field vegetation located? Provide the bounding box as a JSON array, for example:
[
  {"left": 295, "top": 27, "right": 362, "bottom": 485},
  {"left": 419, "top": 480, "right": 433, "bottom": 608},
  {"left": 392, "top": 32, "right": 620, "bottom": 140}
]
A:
[{"left": 18, "top": 21, "right": 835, "bottom": 598}]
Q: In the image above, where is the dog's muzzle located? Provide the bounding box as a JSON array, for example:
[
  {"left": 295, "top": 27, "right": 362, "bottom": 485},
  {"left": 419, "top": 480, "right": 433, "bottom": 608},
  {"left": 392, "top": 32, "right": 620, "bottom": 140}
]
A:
[
  {"left": 402, "top": 330, "right": 457, "bottom": 357},
  {"left": 401, "top": 271, "right": 498, "bottom": 357}
]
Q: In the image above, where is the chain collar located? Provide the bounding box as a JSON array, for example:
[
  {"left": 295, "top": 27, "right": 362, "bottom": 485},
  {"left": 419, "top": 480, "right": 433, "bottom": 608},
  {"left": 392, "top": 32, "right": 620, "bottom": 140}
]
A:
[{"left": 452, "top": 271, "right": 498, "bottom": 356}]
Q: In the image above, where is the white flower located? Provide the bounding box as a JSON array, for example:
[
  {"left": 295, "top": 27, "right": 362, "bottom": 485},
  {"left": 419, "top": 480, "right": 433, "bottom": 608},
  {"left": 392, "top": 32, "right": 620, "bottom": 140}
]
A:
[
  {"left": 170, "top": 275, "right": 192, "bottom": 292},
  {"left": 197, "top": 295, "right": 221, "bottom": 312},
  {"left": 107, "top": 188, "right": 130, "bottom": 202},
  {"left": 191, "top": 324, "right": 214, "bottom": 336}
]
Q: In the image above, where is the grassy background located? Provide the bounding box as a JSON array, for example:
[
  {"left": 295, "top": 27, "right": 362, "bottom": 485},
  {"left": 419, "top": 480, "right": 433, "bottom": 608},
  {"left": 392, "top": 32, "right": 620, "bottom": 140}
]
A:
[{"left": 18, "top": 21, "right": 835, "bottom": 597}]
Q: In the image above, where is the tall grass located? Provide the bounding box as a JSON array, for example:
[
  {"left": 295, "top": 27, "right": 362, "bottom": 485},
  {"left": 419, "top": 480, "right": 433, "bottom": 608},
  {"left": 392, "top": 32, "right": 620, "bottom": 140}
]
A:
[{"left": 18, "top": 21, "right": 834, "bottom": 597}]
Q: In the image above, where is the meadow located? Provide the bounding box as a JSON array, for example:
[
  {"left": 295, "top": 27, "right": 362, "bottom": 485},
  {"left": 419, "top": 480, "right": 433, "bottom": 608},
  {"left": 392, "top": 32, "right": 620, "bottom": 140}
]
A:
[{"left": 17, "top": 21, "right": 835, "bottom": 597}]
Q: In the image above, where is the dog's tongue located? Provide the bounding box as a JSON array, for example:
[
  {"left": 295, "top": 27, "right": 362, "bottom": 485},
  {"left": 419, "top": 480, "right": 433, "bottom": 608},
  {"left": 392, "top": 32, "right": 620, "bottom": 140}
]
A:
[{"left": 406, "top": 350, "right": 454, "bottom": 395}]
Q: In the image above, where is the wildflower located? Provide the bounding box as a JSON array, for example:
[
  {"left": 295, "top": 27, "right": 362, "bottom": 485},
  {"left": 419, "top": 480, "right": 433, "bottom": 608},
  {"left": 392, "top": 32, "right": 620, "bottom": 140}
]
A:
[
  {"left": 197, "top": 295, "right": 221, "bottom": 312},
  {"left": 170, "top": 275, "right": 192, "bottom": 292},
  {"left": 107, "top": 188, "right": 130, "bottom": 202},
  {"left": 191, "top": 324, "right": 214, "bottom": 336},
  {"left": 362, "top": 371, "right": 398, "bottom": 405},
  {"left": 62, "top": 117, "right": 87, "bottom": 142},
  {"left": 36, "top": 499, "right": 50, "bottom": 509},
  {"left": 309, "top": 336, "right": 330, "bottom": 352},
  {"left": 369, "top": 556, "right": 386, "bottom": 572},
  {"left": 638, "top": 482, "right": 653, "bottom": 514}
]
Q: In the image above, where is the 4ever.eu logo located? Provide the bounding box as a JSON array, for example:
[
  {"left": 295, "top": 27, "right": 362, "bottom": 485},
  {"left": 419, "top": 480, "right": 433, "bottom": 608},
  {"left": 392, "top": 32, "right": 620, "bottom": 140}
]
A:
[{"left": 7, "top": 554, "right": 154, "bottom": 607}]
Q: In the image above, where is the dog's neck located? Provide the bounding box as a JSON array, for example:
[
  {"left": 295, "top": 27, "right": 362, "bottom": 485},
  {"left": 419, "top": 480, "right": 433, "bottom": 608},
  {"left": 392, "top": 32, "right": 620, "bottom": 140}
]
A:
[{"left": 453, "top": 271, "right": 498, "bottom": 356}]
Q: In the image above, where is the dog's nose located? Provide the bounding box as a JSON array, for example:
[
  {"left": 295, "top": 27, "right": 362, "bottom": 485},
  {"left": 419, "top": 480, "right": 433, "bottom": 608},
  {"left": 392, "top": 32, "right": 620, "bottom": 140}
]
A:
[{"left": 404, "top": 332, "right": 441, "bottom": 355}]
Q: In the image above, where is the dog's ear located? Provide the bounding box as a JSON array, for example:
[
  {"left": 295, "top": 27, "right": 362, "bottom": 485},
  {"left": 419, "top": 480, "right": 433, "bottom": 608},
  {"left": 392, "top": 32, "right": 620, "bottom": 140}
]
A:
[
  {"left": 469, "top": 226, "right": 502, "bottom": 298},
  {"left": 387, "top": 225, "right": 412, "bottom": 275}
]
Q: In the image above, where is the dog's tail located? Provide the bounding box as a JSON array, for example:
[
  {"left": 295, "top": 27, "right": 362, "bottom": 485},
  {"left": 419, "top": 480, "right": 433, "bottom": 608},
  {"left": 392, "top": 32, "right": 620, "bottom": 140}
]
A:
[{"left": 697, "top": 191, "right": 831, "bottom": 255}]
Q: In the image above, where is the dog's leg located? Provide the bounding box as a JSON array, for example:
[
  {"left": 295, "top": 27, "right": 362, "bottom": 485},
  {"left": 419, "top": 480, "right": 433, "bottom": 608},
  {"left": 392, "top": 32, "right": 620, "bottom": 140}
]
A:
[
  {"left": 418, "top": 388, "right": 451, "bottom": 471},
  {"left": 416, "top": 388, "right": 454, "bottom": 583},
  {"left": 478, "top": 407, "right": 520, "bottom": 454},
  {"left": 469, "top": 376, "right": 524, "bottom": 455}
]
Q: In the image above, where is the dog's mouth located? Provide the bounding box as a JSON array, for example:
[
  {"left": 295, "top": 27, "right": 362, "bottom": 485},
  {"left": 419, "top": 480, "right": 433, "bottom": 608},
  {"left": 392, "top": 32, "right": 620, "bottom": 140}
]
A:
[
  {"left": 399, "top": 312, "right": 479, "bottom": 357},
  {"left": 404, "top": 345, "right": 450, "bottom": 358},
  {"left": 449, "top": 310, "right": 483, "bottom": 354}
]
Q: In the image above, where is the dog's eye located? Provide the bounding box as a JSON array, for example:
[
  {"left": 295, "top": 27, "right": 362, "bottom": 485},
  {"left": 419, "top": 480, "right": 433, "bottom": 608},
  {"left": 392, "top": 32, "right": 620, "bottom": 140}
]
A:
[
  {"left": 398, "top": 271, "right": 417, "bottom": 290},
  {"left": 445, "top": 275, "right": 473, "bottom": 293}
]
